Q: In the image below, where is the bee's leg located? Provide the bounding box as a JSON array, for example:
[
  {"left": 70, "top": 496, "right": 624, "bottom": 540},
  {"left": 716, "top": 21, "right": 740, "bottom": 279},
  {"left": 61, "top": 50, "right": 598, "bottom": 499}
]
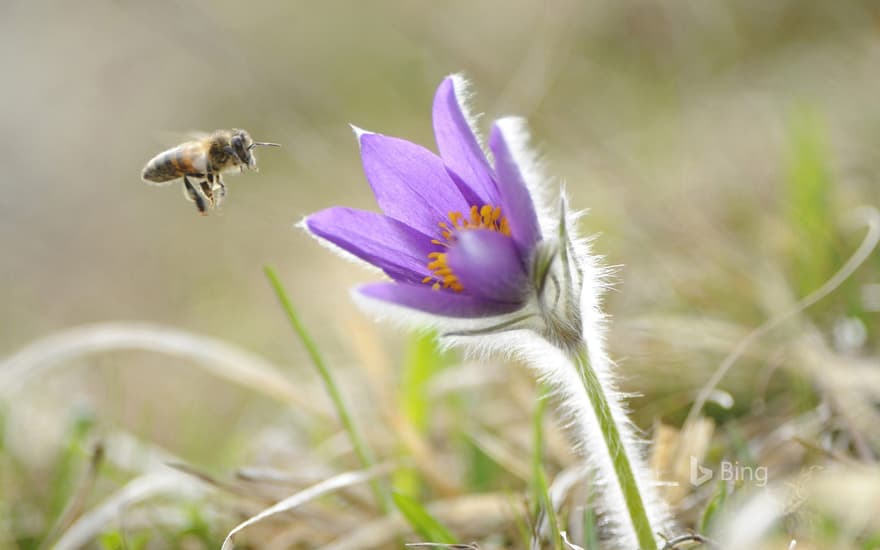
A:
[
  {"left": 212, "top": 174, "right": 227, "bottom": 208},
  {"left": 182, "top": 176, "right": 208, "bottom": 215},
  {"left": 198, "top": 177, "right": 215, "bottom": 208}
]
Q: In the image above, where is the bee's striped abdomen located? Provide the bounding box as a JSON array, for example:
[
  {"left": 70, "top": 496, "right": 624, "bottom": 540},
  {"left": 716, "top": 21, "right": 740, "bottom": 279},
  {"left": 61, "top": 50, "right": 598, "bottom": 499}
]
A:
[
  {"left": 141, "top": 143, "right": 206, "bottom": 184},
  {"left": 142, "top": 146, "right": 183, "bottom": 183}
]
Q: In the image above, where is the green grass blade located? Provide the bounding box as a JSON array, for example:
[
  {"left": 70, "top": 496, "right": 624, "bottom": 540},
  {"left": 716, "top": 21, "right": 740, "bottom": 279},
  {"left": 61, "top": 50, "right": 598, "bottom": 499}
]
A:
[
  {"left": 699, "top": 480, "right": 728, "bottom": 535},
  {"left": 582, "top": 505, "right": 600, "bottom": 549},
  {"left": 785, "top": 106, "right": 836, "bottom": 298},
  {"left": 401, "top": 331, "right": 447, "bottom": 431},
  {"left": 391, "top": 491, "right": 457, "bottom": 544},
  {"left": 264, "top": 265, "right": 388, "bottom": 511},
  {"left": 395, "top": 330, "right": 448, "bottom": 496},
  {"left": 99, "top": 530, "right": 151, "bottom": 550},
  {"left": 532, "top": 388, "right": 563, "bottom": 550},
  {"left": 49, "top": 411, "right": 95, "bottom": 520}
]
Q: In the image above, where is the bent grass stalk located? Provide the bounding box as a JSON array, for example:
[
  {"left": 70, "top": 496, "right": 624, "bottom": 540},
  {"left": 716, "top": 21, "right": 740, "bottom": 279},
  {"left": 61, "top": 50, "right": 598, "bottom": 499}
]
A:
[
  {"left": 682, "top": 206, "right": 880, "bottom": 436},
  {"left": 264, "top": 265, "right": 389, "bottom": 512}
]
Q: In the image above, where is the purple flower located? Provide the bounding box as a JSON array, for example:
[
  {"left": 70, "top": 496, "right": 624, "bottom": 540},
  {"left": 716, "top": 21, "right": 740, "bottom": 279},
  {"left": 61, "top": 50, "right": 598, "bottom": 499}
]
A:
[
  {"left": 305, "top": 76, "right": 546, "bottom": 318},
  {"left": 303, "top": 77, "right": 671, "bottom": 547}
]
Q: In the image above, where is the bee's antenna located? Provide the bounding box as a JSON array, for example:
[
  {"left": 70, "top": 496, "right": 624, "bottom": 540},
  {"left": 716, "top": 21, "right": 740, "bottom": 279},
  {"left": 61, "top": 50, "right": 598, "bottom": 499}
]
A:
[{"left": 250, "top": 141, "right": 281, "bottom": 149}]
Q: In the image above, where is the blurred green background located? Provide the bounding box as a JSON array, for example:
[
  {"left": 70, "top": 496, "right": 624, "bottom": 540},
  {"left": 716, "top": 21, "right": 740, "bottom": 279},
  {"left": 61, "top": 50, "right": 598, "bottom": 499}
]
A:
[{"left": 2, "top": 0, "right": 880, "bottom": 548}]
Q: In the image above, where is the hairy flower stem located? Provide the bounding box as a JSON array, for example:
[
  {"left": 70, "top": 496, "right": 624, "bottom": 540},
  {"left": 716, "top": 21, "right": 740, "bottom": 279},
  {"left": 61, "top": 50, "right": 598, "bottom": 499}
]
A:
[
  {"left": 264, "top": 266, "right": 389, "bottom": 512},
  {"left": 571, "top": 345, "right": 656, "bottom": 550}
]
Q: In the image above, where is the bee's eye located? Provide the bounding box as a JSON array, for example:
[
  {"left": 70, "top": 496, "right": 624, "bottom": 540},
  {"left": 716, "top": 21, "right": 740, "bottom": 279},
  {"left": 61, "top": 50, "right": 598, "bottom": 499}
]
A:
[
  {"left": 225, "top": 137, "right": 237, "bottom": 158},
  {"left": 232, "top": 136, "right": 250, "bottom": 163}
]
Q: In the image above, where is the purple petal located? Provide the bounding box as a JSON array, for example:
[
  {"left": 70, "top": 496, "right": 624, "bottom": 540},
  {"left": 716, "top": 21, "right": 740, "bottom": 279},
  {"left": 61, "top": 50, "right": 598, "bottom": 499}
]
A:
[
  {"left": 433, "top": 76, "right": 499, "bottom": 204},
  {"left": 359, "top": 132, "right": 468, "bottom": 237},
  {"left": 446, "top": 229, "right": 528, "bottom": 304},
  {"left": 488, "top": 123, "right": 542, "bottom": 252},
  {"left": 357, "top": 282, "right": 521, "bottom": 318},
  {"left": 306, "top": 207, "right": 435, "bottom": 284}
]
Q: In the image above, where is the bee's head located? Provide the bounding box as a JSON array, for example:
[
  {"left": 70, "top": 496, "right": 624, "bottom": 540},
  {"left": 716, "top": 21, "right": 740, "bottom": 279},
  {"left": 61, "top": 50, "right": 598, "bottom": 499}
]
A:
[
  {"left": 227, "top": 129, "right": 280, "bottom": 171},
  {"left": 229, "top": 129, "right": 255, "bottom": 168}
]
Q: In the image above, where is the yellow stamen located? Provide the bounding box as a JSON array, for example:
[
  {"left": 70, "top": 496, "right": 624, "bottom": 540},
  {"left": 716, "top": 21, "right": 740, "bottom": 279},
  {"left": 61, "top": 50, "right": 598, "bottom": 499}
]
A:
[
  {"left": 421, "top": 204, "right": 511, "bottom": 292},
  {"left": 480, "top": 205, "right": 492, "bottom": 225},
  {"left": 469, "top": 206, "right": 480, "bottom": 226}
]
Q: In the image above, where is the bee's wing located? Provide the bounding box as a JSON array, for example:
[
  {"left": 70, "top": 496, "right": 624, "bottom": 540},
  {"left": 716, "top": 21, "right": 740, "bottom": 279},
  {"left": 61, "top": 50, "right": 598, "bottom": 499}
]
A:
[
  {"left": 184, "top": 130, "right": 211, "bottom": 141},
  {"left": 151, "top": 130, "right": 210, "bottom": 147}
]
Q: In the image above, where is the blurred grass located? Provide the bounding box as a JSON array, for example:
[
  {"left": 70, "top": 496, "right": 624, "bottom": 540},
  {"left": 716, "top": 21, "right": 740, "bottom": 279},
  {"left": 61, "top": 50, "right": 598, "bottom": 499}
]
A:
[
  {"left": 264, "top": 265, "right": 387, "bottom": 511},
  {"left": 1, "top": 0, "right": 880, "bottom": 548},
  {"left": 531, "top": 392, "right": 563, "bottom": 550},
  {"left": 785, "top": 106, "right": 836, "bottom": 299},
  {"left": 391, "top": 492, "right": 457, "bottom": 546},
  {"left": 393, "top": 331, "right": 450, "bottom": 498}
]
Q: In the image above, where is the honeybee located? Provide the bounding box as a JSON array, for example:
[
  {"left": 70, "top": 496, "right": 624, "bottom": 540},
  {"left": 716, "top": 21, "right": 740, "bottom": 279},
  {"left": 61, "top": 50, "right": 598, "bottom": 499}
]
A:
[{"left": 141, "top": 129, "right": 280, "bottom": 215}]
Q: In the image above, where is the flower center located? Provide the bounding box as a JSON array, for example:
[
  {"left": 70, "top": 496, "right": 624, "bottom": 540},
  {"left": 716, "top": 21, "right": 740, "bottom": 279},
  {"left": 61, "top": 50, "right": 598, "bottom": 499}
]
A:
[{"left": 422, "top": 205, "right": 511, "bottom": 292}]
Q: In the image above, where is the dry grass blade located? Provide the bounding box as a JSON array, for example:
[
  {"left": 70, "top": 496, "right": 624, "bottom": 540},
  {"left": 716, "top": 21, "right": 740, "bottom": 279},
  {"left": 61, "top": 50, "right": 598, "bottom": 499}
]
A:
[
  {"left": 464, "top": 427, "right": 530, "bottom": 481},
  {"left": 236, "top": 466, "right": 317, "bottom": 485},
  {"left": 560, "top": 531, "right": 585, "bottom": 550},
  {"left": 651, "top": 419, "right": 714, "bottom": 505},
  {"left": 681, "top": 206, "right": 880, "bottom": 442},
  {"left": 659, "top": 533, "right": 717, "bottom": 549},
  {"left": 167, "top": 462, "right": 276, "bottom": 504},
  {"left": 100, "top": 430, "right": 183, "bottom": 474},
  {"left": 221, "top": 463, "right": 394, "bottom": 550},
  {"left": 535, "top": 465, "right": 584, "bottom": 541},
  {"left": 0, "top": 322, "right": 325, "bottom": 417},
  {"left": 319, "top": 494, "right": 526, "bottom": 550},
  {"left": 547, "top": 466, "right": 585, "bottom": 511},
  {"left": 52, "top": 471, "right": 205, "bottom": 550},
  {"left": 712, "top": 466, "right": 880, "bottom": 548},
  {"left": 710, "top": 488, "right": 786, "bottom": 550},
  {"left": 406, "top": 543, "right": 481, "bottom": 549},
  {"left": 804, "top": 466, "right": 880, "bottom": 535},
  {"left": 390, "top": 418, "right": 461, "bottom": 497}
]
